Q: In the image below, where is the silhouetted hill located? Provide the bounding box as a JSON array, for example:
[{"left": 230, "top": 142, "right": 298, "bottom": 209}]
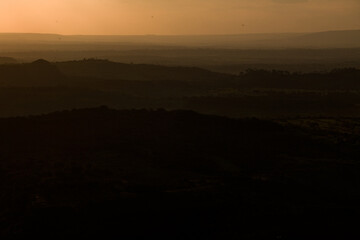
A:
[
  {"left": 31, "top": 58, "right": 52, "bottom": 65},
  {"left": 0, "top": 59, "right": 64, "bottom": 87},
  {"left": 55, "top": 59, "right": 230, "bottom": 82},
  {"left": 55, "top": 60, "right": 360, "bottom": 91},
  {"left": 1, "top": 107, "right": 360, "bottom": 238},
  {"left": 56, "top": 60, "right": 360, "bottom": 90}
]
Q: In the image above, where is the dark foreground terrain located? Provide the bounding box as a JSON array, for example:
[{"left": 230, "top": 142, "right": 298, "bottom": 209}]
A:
[{"left": 1, "top": 107, "right": 360, "bottom": 239}]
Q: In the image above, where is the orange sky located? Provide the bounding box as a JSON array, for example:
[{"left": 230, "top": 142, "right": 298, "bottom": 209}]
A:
[{"left": 0, "top": 0, "right": 359, "bottom": 35}]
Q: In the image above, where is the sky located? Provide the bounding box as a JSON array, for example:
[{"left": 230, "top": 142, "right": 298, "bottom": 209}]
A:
[{"left": 0, "top": 0, "right": 359, "bottom": 35}]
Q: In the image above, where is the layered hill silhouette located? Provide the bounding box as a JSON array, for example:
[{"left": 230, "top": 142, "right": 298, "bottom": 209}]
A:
[
  {"left": 0, "top": 59, "right": 359, "bottom": 90},
  {"left": 1, "top": 28, "right": 360, "bottom": 239},
  {"left": 0, "top": 59, "right": 359, "bottom": 118}
]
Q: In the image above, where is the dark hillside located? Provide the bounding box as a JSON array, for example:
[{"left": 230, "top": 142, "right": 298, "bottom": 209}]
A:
[
  {"left": 56, "top": 59, "right": 231, "bottom": 82},
  {"left": 0, "top": 59, "right": 64, "bottom": 87},
  {"left": 1, "top": 107, "right": 360, "bottom": 238},
  {"left": 0, "top": 60, "right": 360, "bottom": 118},
  {"left": 237, "top": 68, "right": 360, "bottom": 90},
  {"left": 56, "top": 60, "right": 360, "bottom": 90}
]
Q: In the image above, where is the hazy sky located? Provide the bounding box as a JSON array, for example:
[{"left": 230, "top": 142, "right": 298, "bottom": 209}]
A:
[{"left": 0, "top": 0, "right": 359, "bottom": 35}]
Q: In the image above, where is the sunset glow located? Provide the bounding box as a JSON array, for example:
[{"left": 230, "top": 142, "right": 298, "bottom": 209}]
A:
[{"left": 0, "top": 0, "right": 359, "bottom": 35}]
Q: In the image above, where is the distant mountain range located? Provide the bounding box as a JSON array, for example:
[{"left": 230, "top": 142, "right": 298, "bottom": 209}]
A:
[{"left": 0, "top": 30, "right": 359, "bottom": 49}]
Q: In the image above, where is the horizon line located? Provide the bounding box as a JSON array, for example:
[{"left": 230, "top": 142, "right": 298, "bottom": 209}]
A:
[{"left": 0, "top": 29, "right": 359, "bottom": 37}]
